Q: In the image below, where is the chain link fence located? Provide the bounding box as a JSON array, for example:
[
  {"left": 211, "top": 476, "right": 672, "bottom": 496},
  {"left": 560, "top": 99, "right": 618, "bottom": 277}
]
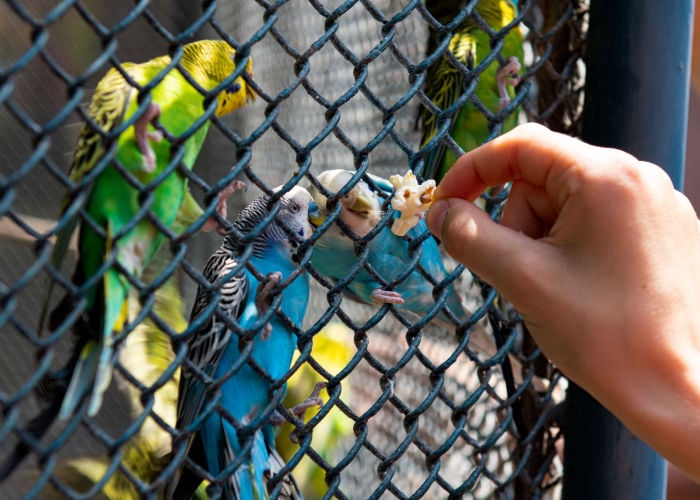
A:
[{"left": 0, "top": 0, "right": 587, "bottom": 498}]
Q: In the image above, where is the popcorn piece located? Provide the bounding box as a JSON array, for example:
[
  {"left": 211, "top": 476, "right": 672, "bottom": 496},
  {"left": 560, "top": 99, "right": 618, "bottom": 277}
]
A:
[{"left": 388, "top": 171, "right": 436, "bottom": 236}]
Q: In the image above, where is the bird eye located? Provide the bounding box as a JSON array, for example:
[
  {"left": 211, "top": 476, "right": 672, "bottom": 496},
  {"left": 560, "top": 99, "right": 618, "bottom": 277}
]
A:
[
  {"left": 288, "top": 202, "right": 300, "bottom": 213},
  {"left": 227, "top": 82, "right": 241, "bottom": 94}
]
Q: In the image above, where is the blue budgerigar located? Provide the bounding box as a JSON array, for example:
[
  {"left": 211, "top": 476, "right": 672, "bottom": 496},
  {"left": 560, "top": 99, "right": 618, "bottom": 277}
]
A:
[
  {"left": 170, "top": 185, "right": 319, "bottom": 500},
  {"left": 308, "top": 169, "right": 470, "bottom": 330}
]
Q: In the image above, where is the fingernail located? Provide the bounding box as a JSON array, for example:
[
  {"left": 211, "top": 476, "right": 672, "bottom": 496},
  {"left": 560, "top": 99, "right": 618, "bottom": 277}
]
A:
[{"left": 426, "top": 199, "right": 449, "bottom": 240}]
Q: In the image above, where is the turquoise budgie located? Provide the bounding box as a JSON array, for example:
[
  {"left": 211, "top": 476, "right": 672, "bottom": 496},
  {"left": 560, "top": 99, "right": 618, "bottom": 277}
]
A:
[
  {"left": 170, "top": 186, "right": 320, "bottom": 500},
  {"left": 308, "top": 169, "right": 470, "bottom": 330}
]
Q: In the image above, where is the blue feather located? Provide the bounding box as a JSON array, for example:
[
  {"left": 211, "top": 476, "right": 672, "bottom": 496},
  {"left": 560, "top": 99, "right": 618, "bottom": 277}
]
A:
[{"left": 309, "top": 169, "right": 470, "bottom": 330}]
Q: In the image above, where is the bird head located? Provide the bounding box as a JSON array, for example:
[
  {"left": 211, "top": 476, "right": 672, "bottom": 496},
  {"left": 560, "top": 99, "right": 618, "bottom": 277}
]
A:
[
  {"left": 273, "top": 185, "right": 316, "bottom": 242},
  {"left": 308, "top": 169, "right": 383, "bottom": 238},
  {"left": 179, "top": 40, "right": 256, "bottom": 117},
  {"left": 215, "top": 55, "right": 255, "bottom": 117}
]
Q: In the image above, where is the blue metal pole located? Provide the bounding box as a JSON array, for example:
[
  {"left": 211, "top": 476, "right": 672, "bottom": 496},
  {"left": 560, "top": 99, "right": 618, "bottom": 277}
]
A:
[
  {"left": 563, "top": 0, "right": 694, "bottom": 498},
  {"left": 581, "top": 0, "right": 693, "bottom": 186}
]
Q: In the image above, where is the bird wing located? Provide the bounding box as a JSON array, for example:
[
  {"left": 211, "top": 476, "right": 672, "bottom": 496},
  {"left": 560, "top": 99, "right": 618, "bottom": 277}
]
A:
[
  {"left": 176, "top": 246, "right": 250, "bottom": 433},
  {"left": 39, "top": 65, "right": 136, "bottom": 333},
  {"left": 420, "top": 28, "right": 476, "bottom": 181}
]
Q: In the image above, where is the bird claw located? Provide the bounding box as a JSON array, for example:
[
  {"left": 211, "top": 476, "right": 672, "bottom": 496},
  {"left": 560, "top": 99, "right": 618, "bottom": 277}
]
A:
[
  {"left": 288, "top": 382, "right": 327, "bottom": 443},
  {"left": 203, "top": 180, "right": 246, "bottom": 234},
  {"left": 289, "top": 382, "right": 326, "bottom": 418},
  {"left": 255, "top": 272, "right": 282, "bottom": 341},
  {"left": 134, "top": 103, "right": 162, "bottom": 173},
  {"left": 269, "top": 410, "right": 286, "bottom": 426},
  {"left": 371, "top": 288, "right": 405, "bottom": 305},
  {"left": 496, "top": 56, "right": 522, "bottom": 111},
  {"left": 147, "top": 130, "right": 163, "bottom": 143}
]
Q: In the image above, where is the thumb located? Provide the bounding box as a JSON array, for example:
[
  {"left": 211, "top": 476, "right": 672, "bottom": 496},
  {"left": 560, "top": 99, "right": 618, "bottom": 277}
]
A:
[{"left": 426, "top": 198, "right": 550, "bottom": 302}]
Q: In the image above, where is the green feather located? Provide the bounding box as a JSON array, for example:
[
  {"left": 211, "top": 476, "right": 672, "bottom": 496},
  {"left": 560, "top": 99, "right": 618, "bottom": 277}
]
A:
[
  {"left": 420, "top": 0, "right": 524, "bottom": 182},
  {"left": 33, "top": 267, "right": 186, "bottom": 498},
  {"left": 46, "top": 40, "right": 255, "bottom": 419}
]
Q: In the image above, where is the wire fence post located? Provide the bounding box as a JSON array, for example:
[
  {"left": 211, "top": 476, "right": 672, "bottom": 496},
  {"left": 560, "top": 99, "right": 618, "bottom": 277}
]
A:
[{"left": 564, "top": 0, "right": 694, "bottom": 497}]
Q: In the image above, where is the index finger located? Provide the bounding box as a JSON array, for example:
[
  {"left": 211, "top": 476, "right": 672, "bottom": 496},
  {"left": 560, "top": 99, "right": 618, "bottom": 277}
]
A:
[{"left": 434, "top": 123, "right": 618, "bottom": 207}]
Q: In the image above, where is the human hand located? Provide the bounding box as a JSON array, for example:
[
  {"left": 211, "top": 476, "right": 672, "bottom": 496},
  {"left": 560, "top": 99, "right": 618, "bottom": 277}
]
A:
[{"left": 426, "top": 123, "right": 700, "bottom": 481}]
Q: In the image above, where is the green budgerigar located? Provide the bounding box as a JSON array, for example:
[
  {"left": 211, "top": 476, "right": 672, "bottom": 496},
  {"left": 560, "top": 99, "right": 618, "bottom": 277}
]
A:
[
  {"left": 419, "top": 0, "right": 524, "bottom": 182},
  {"left": 51, "top": 39, "right": 255, "bottom": 419},
  {"left": 0, "top": 40, "right": 254, "bottom": 481}
]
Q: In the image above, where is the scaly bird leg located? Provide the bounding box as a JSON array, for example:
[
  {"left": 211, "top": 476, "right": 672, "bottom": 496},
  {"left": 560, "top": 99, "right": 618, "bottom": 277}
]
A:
[
  {"left": 255, "top": 271, "right": 282, "bottom": 341},
  {"left": 496, "top": 56, "right": 522, "bottom": 111},
  {"left": 133, "top": 103, "right": 163, "bottom": 173},
  {"left": 269, "top": 382, "right": 328, "bottom": 427},
  {"left": 288, "top": 382, "right": 328, "bottom": 443},
  {"left": 289, "top": 382, "right": 327, "bottom": 419},
  {"left": 202, "top": 180, "right": 246, "bottom": 235},
  {"left": 371, "top": 288, "right": 405, "bottom": 305}
]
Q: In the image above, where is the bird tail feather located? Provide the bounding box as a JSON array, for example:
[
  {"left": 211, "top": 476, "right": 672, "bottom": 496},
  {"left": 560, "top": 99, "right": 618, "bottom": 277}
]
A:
[
  {"left": 90, "top": 267, "right": 129, "bottom": 415},
  {"left": 59, "top": 263, "right": 128, "bottom": 419},
  {"left": 222, "top": 417, "right": 269, "bottom": 500},
  {"left": 59, "top": 339, "right": 99, "bottom": 420},
  {"left": 250, "top": 429, "right": 269, "bottom": 498}
]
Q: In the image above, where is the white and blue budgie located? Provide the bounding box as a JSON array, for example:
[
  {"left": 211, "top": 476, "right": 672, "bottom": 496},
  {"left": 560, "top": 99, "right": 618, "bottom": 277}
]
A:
[{"left": 171, "top": 185, "right": 319, "bottom": 500}]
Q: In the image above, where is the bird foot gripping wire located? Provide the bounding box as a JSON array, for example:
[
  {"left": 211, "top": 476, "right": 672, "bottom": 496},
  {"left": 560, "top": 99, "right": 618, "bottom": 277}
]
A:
[
  {"left": 496, "top": 56, "right": 522, "bottom": 110},
  {"left": 255, "top": 271, "right": 282, "bottom": 341},
  {"left": 288, "top": 382, "right": 327, "bottom": 443},
  {"left": 134, "top": 102, "right": 163, "bottom": 172},
  {"left": 268, "top": 382, "right": 326, "bottom": 428},
  {"left": 203, "top": 180, "right": 247, "bottom": 235},
  {"left": 370, "top": 288, "right": 405, "bottom": 305},
  {"left": 288, "top": 382, "right": 327, "bottom": 419}
]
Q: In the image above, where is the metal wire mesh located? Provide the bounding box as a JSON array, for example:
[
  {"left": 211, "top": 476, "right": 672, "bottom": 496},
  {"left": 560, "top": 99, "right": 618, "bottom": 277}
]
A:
[{"left": 0, "top": 0, "right": 587, "bottom": 498}]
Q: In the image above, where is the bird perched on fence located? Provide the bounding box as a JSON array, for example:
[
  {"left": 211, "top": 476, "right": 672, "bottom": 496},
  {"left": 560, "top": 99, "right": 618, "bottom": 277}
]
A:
[
  {"left": 0, "top": 40, "right": 255, "bottom": 482},
  {"left": 308, "top": 169, "right": 470, "bottom": 331},
  {"left": 46, "top": 40, "right": 254, "bottom": 416},
  {"left": 170, "top": 186, "right": 320, "bottom": 500},
  {"left": 419, "top": 0, "right": 523, "bottom": 183}
]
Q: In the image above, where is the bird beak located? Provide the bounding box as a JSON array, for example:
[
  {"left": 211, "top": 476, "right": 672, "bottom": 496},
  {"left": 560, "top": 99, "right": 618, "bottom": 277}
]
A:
[
  {"left": 307, "top": 201, "right": 324, "bottom": 227},
  {"left": 245, "top": 81, "right": 256, "bottom": 102},
  {"left": 346, "top": 192, "right": 374, "bottom": 217}
]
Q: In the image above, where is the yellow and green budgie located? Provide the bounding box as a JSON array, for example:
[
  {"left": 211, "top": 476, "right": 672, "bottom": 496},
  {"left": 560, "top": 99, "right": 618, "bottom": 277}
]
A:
[
  {"left": 419, "top": 0, "right": 524, "bottom": 182},
  {"left": 0, "top": 40, "right": 254, "bottom": 481},
  {"left": 50, "top": 39, "right": 254, "bottom": 419}
]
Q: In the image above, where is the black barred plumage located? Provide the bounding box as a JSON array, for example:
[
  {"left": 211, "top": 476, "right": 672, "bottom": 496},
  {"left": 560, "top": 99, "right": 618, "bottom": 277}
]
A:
[
  {"left": 225, "top": 192, "right": 307, "bottom": 258},
  {"left": 176, "top": 246, "right": 248, "bottom": 432}
]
